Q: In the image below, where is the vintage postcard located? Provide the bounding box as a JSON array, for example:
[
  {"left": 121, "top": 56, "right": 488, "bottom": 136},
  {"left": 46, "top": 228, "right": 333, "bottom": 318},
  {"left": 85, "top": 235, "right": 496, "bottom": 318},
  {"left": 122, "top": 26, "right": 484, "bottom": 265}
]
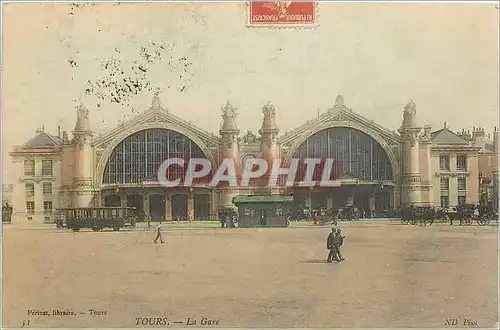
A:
[{"left": 1, "top": 1, "right": 499, "bottom": 329}]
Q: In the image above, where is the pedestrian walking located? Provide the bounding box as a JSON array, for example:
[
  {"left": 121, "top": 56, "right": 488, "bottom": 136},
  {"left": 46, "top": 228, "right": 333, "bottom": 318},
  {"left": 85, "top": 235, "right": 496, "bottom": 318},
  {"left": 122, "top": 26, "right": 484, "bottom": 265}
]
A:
[
  {"left": 146, "top": 212, "right": 152, "bottom": 228},
  {"left": 334, "top": 229, "right": 346, "bottom": 262},
  {"left": 326, "top": 228, "right": 339, "bottom": 262},
  {"left": 153, "top": 223, "right": 165, "bottom": 244}
]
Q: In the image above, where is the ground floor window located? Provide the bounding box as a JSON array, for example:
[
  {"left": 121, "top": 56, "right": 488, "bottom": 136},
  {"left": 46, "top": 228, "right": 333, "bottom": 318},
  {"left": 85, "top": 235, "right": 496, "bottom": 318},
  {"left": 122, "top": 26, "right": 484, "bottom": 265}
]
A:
[
  {"left": 440, "top": 196, "right": 449, "bottom": 208},
  {"left": 26, "top": 201, "right": 35, "bottom": 214},
  {"left": 458, "top": 196, "right": 466, "bottom": 205},
  {"left": 43, "top": 201, "right": 53, "bottom": 214}
]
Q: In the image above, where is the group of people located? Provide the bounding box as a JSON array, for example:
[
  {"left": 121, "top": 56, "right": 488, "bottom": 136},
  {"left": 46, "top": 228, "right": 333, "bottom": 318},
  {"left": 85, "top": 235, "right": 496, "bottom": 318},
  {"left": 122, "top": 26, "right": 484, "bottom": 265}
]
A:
[
  {"left": 2, "top": 202, "right": 13, "bottom": 223},
  {"left": 326, "top": 228, "right": 346, "bottom": 263},
  {"left": 220, "top": 212, "right": 238, "bottom": 228}
]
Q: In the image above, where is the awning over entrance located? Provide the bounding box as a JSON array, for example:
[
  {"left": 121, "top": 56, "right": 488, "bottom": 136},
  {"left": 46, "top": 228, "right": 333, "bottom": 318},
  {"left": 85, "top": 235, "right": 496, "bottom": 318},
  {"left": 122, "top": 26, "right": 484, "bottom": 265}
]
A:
[{"left": 233, "top": 195, "right": 294, "bottom": 204}]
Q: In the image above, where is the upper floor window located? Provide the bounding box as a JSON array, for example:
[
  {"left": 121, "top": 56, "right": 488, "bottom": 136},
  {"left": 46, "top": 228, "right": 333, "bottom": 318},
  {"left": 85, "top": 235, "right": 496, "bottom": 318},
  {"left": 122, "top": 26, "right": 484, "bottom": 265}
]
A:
[
  {"left": 24, "top": 159, "right": 35, "bottom": 176},
  {"left": 458, "top": 178, "right": 467, "bottom": 191},
  {"left": 43, "top": 182, "right": 52, "bottom": 195},
  {"left": 42, "top": 159, "right": 53, "bottom": 176},
  {"left": 440, "top": 178, "right": 450, "bottom": 191},
  {"left": 26, "top": 201, "right": 35, "bottom": 214},
  {"left": 457, "top": 155, "right": 467, "bottom": 171},
  {"left": 25, "top": 183, "right": 35, "bottom": 197},
  {"left": 439, "top": 155, "right": 450, "bottom": 171}
]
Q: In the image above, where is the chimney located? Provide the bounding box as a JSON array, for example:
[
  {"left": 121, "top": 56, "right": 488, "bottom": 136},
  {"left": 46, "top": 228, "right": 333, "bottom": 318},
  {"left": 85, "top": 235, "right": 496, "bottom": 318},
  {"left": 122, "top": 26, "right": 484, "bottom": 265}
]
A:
[
  {"left": 58, "top": 126, "right": 61, "bottom": 138},
  {"left": 472, "top": 126, "right": 486, "bottom": 149}
]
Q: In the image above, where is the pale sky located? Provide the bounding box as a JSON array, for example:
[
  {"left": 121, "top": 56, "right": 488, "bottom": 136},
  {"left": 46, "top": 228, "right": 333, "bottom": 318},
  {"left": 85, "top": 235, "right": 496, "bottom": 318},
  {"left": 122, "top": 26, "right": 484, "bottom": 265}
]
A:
[{"left": 2, "top": 2, "right": 499, "bottom": 183}]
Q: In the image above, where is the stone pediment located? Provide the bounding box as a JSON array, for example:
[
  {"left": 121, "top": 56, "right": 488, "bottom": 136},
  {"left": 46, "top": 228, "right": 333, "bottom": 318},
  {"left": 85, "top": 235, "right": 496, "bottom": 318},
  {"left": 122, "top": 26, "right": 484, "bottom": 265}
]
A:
[
  {"left": 279, "top": 96, "right": 401, "bottom": 150},
  {"left": 92, "top": 98, "right": 220, "bottom": 151}
]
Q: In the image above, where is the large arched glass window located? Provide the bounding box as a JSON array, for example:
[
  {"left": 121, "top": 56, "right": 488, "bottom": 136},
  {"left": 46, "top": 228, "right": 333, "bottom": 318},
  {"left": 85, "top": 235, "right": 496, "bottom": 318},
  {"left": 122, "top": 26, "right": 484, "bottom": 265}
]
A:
[
  {"left": 291, "top": 127, "right": 393, "bottom": 181},
  {"left": 103, "top": 129, "right": 209, "bottom": 184}
]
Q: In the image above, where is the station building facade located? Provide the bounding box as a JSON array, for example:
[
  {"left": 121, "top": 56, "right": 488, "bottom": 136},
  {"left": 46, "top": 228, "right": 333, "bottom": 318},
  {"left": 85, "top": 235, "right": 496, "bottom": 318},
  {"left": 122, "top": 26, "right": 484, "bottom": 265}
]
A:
[{"left": 8, "top": 93, "right": 499, "bottom": 223}]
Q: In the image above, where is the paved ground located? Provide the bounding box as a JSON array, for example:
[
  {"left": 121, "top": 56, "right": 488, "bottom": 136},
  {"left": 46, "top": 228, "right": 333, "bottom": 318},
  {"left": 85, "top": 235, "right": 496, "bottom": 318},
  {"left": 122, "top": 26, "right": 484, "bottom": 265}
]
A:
[{"left": 2, "top": 221, "right": 498, "bottom": 328}]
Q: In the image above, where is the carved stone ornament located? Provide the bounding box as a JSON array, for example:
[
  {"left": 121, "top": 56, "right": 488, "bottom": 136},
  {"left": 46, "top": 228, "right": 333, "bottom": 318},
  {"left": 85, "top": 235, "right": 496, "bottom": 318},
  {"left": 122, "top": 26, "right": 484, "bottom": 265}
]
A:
[
  {"left": 240, "top": 131, "right": 260, "bottom": 144},
  {"left": 407, "top": 131, "right": 418, "bottom": 147},
  {"left": 330, "top": 113, "right": 346, "bottom": 122}
]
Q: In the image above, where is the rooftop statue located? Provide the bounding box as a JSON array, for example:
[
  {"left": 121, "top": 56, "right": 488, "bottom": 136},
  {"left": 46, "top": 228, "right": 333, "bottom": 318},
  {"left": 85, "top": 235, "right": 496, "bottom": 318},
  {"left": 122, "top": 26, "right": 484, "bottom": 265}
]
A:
[
  {"left": 77, "top": 103, "right": 89, "bottom": 120},
  {"left": 221, "top": 101, "right": 237, "bottom": 120},
  {"left": 402, "top": 99, "right": 417, "bottom": 127},
  {"left": 261, "top": 102, "right": 278, "bottom": 132},
  {"left": 263, "top": 102, "right": 276, "bottom": 120}
]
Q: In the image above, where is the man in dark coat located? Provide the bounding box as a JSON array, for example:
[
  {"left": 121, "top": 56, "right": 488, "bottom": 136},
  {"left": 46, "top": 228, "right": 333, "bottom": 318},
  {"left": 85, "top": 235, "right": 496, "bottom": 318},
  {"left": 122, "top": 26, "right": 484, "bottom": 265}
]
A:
[
  {"left": 326, "top": 228, "right": 339, "bottom": 262},
  {"left": 334, "top": 229, "right": 346, "bottom": 261}
]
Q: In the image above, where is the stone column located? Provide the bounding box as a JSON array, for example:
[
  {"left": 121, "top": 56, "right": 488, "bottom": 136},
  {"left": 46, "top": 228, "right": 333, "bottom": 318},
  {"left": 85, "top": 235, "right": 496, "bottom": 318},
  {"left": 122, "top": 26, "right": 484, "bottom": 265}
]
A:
[
  {"left": 92, "top": 191, "right": 102, "bottom": 207},
  {"left": 219, "top": 102, "right": 240, "bottom": 208},
  {"left": 211, "top": 189, "right": 218, "bottom": 220},
  {"left": 187, "top": 193, "right": 195, "bottom": 221},
  {"left": 143, "top": 194, "right": 150, "bottom": 215},
  {"left": 466, "top": 156, "right": 479, "bottom": 204},
  {"left": 347, "top": 190, "right": 355, "bottom": 206},
  {"left": 327, "top": 192, "right": 333, "bottom": 209},
  {"left": 164, "top": 192, "right": 172, "bottom": 221},
  {"left": 369, "top": 195, "right": 376, "bottom": 212},
  {"left": 72, "top": 103, "right": 94, "bottom": 208},
  {"left": 398, "top": 99, "right": 422, "bottom": 207},
  {"left": 305, "top": 189, "right": 312, "bottom": 208},
  {"left": 449, "top": 154, "right": 458, "bottom": 207},
  {"left": 120, "top": 190, "right": 127, "bottom": 207},
  {"left": 493, "top": 170, "right": 498, "bottom": 212},
  {"left": 389, "top": 189, "right": 395, "bottom": 210},
  {"left": 259, "top": 102, "right": 280, "bottom": 192}
]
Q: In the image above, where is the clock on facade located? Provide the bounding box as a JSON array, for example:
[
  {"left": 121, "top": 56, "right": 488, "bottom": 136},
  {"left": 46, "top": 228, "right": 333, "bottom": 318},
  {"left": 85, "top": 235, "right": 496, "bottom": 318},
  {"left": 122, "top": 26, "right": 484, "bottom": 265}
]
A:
[{"left": 241, "top": 154, "right": 257, "bottom": 170}]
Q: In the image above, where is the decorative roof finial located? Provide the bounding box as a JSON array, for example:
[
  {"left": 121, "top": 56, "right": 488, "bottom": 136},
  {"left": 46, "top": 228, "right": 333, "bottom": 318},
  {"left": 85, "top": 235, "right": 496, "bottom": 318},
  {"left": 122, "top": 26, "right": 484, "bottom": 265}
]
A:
[
  {"left": 334, "top": 94, "right": 344, "bottom": 107},
  {"left": 444, "top": 121, "right": 447, "bottom": 129},
  {"left": 151, "top": 88, "right": 162, "bottom": 108}
]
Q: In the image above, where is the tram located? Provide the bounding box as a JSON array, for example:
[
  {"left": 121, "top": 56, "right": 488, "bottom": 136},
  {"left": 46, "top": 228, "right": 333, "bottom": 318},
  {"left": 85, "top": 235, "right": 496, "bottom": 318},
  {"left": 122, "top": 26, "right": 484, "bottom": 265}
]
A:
[{"left": 56, "top": 207, "right": 138, "bottom": 232}]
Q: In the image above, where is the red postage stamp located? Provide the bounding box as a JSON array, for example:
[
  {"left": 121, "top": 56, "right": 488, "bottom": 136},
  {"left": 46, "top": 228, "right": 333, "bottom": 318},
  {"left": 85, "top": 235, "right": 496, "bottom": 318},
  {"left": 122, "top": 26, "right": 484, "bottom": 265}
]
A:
[{"left": 248, "top": 1, "right": 316, "bottom": 27}]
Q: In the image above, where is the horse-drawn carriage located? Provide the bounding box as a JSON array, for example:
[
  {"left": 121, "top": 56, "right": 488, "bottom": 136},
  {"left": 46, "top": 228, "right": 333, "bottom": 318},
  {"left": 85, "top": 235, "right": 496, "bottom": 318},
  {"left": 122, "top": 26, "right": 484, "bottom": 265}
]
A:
[
  {"left": 400, "top": 203, "right": 496, "bottom": 226},
  {"left": 455, "top": 204, "right": 496, "bottom": 226},
  {"left": 400, "top": 205, "right": 437, "bottom": 226}
]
